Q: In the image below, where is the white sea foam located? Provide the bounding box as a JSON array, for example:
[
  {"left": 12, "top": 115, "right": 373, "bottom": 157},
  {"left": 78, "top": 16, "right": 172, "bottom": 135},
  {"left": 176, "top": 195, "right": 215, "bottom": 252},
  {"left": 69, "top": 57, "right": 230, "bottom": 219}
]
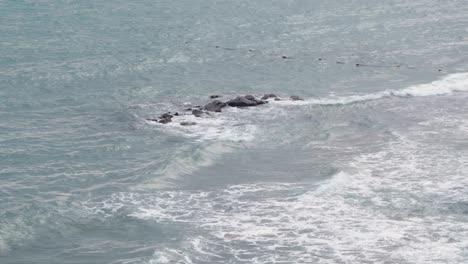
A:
[
  {"left": 145, "top": 107, "right": 260, "bottom": 143},
  {"left": 83, "top": 125, "right": 468, "bottom": 263},
  {"left": 273, "top": 72, "right": 468, "bottom": 106}
]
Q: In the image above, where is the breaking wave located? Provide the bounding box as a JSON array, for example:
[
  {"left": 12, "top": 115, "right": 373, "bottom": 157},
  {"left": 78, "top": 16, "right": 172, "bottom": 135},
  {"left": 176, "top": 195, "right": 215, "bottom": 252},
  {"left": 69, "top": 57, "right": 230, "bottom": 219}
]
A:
[
  {"left": 274, "top": 72, "right": 468, "bottom": 106},
  {"left": 82, "top": 130, "right": 468, "bottom": 263}
]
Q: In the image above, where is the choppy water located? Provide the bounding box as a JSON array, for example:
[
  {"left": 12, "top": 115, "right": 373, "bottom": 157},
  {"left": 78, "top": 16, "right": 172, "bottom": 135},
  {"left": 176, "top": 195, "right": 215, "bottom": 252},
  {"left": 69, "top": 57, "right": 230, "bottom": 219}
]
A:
[{"left": 1, "top": 1, "right": 468, "bottom": 263}]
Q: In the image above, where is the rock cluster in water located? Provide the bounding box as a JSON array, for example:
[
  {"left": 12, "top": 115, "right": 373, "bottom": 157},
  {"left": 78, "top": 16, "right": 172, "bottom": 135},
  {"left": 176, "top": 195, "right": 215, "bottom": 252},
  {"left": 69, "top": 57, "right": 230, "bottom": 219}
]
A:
[{"left": 146, "top": 94, "right": 303, "bottom": 125}]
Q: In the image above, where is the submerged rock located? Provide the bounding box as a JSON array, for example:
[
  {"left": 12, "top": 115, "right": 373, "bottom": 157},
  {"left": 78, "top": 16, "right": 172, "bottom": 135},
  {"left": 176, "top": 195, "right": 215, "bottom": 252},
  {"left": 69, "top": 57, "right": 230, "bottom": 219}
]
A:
[
  {"left": 158, "top": 118, "right": 172, "bottom": 124},
  {"left": 290, "top": 95, "right": 304, "bottom": 101},
  {"left": 261, "top": 94, "right": 277, "bottom": 100},
  {"left": 192, "top": 109, "right": 204, "bottom": 117},
  {"left": 159, "top": 113, "right": 173, "bottom": 119},
  {"left": 209, "top": 95, "right": 221, "bottom": 99},
  {"left": 204, "top": 100, "right": 226, "bottom": 112},
  {"left": 180, "top": 121, "right": 197, "bottom": 126},
  {"left": 157, "top": 112, "right": 174, "bottom": 124},
  {"left": 226, "top": 95, "right": 266, "bottom": 107}
]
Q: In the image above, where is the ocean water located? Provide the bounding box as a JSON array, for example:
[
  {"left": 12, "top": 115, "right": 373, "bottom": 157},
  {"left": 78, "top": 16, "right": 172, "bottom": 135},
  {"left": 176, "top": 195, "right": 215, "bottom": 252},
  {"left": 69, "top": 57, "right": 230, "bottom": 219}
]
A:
[{"left": 1, "top": 0, "right": 468, "bottom": 263}]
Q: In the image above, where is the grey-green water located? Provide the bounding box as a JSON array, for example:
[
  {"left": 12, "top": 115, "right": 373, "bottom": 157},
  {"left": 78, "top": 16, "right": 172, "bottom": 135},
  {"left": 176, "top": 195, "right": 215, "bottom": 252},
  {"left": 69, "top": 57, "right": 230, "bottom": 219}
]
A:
[{"left": 1, "top": 1, "right": 468, "bottom": 263}]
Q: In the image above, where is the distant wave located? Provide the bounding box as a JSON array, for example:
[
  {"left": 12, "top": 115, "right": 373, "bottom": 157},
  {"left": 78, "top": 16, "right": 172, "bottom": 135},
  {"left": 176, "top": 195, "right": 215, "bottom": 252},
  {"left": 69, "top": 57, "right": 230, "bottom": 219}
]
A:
[{"left": 274, "top": 72, "right": 468, "bottom": 106}]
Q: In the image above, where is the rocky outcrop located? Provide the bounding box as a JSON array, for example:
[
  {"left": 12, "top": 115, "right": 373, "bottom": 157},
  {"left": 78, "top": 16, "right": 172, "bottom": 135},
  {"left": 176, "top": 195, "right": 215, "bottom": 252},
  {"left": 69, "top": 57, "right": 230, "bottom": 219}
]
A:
[{"left": 151, "top": 93, "right": 305, "bottom": 125}]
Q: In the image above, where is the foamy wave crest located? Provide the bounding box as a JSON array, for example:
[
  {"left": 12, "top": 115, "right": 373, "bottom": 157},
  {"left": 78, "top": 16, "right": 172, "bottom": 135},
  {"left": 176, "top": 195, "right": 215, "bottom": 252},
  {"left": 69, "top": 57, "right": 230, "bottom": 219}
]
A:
[
  {"left": 131, "top": 142, "right": 236, "bottom": 190},
  {"left": 147, "top": 111, "right": 258, "bottom": 143},
  {"left": 274, "top": 72, "right": 468, "bottom": 106}
]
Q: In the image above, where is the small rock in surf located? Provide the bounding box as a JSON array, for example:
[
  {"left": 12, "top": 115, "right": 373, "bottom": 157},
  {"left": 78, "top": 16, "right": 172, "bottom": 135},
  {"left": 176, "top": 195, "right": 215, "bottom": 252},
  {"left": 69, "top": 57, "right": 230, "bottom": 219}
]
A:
[
  {"left": 192, "top": 109, "right": 204, "bottom": 117},
  {"left": 180, "top": 121, "right": 197, "bottom": 126},
  {"left": 204, "top": 100, "right": 227, "bottom": 112},
  {"left": 261, "top": 94, "right": 277, "bottom": 100},
  {"left": 290, "top": 95, "right": 304, "bottom": 101}
]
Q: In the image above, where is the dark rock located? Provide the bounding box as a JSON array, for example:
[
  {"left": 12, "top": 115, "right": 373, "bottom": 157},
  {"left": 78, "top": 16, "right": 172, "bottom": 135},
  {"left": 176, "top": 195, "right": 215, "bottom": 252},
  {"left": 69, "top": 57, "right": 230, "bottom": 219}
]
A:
[
  {"left": 146, "top": 119, "right": 158, "bottom": 122},
  {"left": 226, "top": 95, "right": 265, "bottom": 107},
  {"left": 158, "top": 118, "right": 172, "bottom": 124},
  {"left": 261, "top": 94, "right": 277, "bottom": 100},
  {"left": 290, "top": 95, "right": 303, "bottom": 101},
  {"left": 174, "top": 112, "right": 179, "bottom": 116},
  {"left": 185, "top": 108, "right": 192, "bottom": 111},
  {"left": 209, "top": 95, "right": 221, "bottom": 99},
  {"left": 159, "top": 113, "right": 173, "bottom": 119},
  {"left": 274, "top": 98, "right": 281, "bottom": 101},
  {"left": 156, "top": 112, "right": 174, "bottom": 124},
  {"left": 204, "top": 100, "right": 226, "bottom": 112},
  {"left": 244, "top": 95, "right": 256, "bottom": 101},
  {"left": 180, "top": 121, "right": 197, "bottom": 126},
  {"left": 192, "top": 109, "right": 204, "bottom": 117}
]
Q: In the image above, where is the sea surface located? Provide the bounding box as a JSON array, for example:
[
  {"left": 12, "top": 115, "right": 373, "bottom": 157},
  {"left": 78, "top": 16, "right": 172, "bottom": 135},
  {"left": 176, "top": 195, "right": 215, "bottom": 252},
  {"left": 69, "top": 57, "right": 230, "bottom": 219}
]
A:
[{"left": 1, "top": 1, "right": 468, "bottom": 263}]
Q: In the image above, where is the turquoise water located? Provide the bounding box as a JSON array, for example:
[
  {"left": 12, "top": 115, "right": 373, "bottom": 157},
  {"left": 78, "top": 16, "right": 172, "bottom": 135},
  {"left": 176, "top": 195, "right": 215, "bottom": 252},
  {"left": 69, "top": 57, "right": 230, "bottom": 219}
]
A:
[{"left": 1, "top": 1, "right": 468, "bottom": 263}]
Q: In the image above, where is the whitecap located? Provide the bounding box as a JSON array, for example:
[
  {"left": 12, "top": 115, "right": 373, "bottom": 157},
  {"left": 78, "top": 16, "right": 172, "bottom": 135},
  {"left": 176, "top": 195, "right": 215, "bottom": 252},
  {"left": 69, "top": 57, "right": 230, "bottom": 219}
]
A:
[{"left": 273, "top": 72, "right": 468, "bottom": 106}]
